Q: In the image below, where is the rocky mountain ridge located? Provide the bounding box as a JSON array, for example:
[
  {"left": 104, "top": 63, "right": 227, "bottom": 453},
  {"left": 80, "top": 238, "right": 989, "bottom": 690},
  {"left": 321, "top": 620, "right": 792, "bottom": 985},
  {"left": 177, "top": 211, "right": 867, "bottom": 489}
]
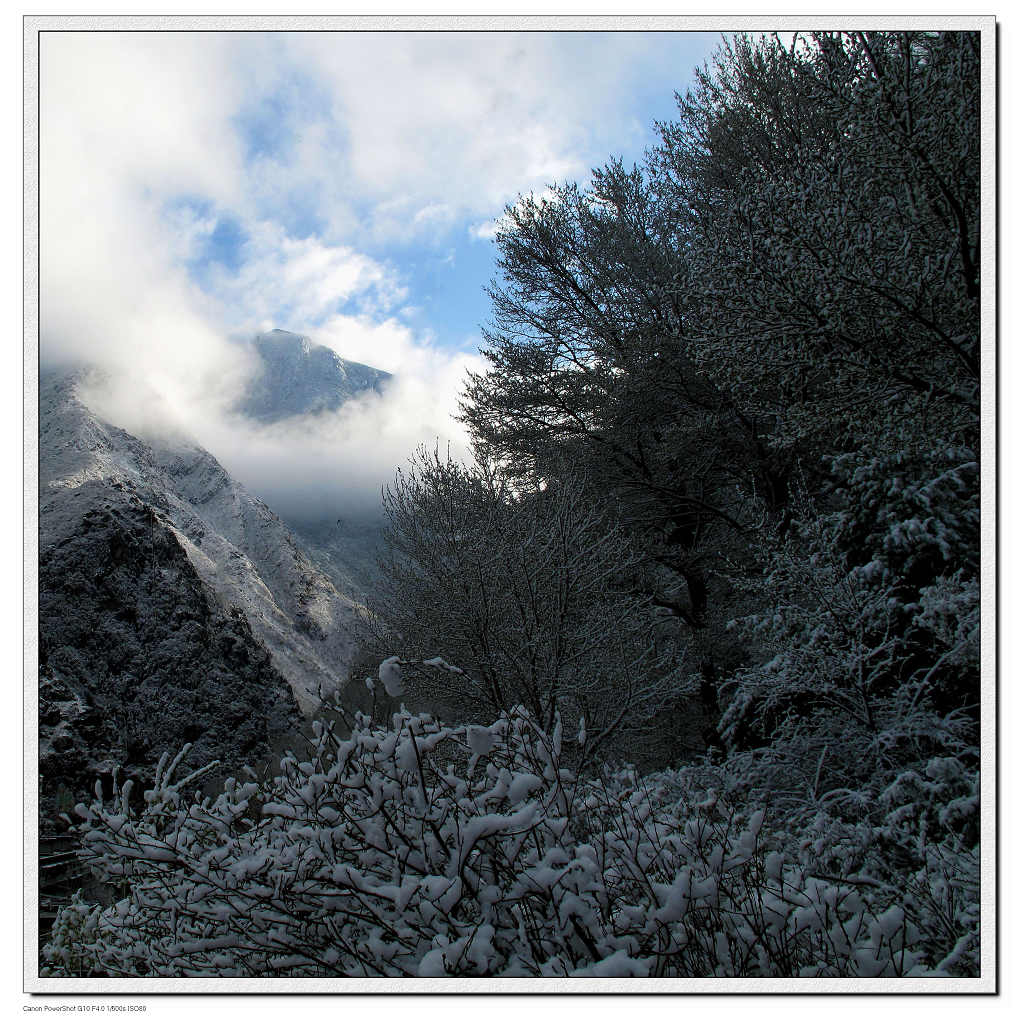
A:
[
  {"left": 38, "top": 364, "right": 374, "bottom": 811},
  {"left": 238, "top": 328, "right": 391, "bottom": 423}
]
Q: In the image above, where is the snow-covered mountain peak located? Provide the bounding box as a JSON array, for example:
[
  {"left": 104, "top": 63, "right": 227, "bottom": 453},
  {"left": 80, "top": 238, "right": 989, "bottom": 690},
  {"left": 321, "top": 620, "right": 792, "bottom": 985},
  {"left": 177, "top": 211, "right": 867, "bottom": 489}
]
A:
[
  {"left": 260, "top": 328, "right": 312, "bottom": 357},
  {"left": 238, "top": 329, "right": 391, "bottom": 423}
]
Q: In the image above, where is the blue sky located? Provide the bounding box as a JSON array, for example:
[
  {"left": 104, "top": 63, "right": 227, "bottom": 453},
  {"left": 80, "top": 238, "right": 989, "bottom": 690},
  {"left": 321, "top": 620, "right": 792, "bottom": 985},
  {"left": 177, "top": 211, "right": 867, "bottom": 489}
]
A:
[
  {"left": 205, "top": 31, "right": 722, "bottom": 352},
  {"left": 40, "top": 29, "right": 722, "bottom": 512}
]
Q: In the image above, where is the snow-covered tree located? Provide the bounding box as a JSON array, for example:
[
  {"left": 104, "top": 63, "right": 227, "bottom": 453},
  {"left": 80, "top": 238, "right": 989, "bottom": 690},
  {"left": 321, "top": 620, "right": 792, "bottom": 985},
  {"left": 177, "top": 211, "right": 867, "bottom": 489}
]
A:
[
  {"left": 464, "top": 32, "right": 979, "bottom": 638},
  {"left": 717, "top": 444, "right": 979, "bottom": 805},
  {"left": 656, "top": 31, "right": 980, "bottom": 455},
  {"left": 462, "top": 163, "right": 783, "bottom": 631},
  {"left": 461, "top": 27, "right": 981, "bottom": 761}
]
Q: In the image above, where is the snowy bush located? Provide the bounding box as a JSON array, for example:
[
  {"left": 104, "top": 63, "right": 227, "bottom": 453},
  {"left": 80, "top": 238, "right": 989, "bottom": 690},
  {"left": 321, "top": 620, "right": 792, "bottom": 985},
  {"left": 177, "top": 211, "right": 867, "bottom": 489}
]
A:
[
  {"left": 43, "top": 673, "right": 974, "bottom": 978},
  {"left": 693, "top": 440, "right": 981, "bottom": 977}
]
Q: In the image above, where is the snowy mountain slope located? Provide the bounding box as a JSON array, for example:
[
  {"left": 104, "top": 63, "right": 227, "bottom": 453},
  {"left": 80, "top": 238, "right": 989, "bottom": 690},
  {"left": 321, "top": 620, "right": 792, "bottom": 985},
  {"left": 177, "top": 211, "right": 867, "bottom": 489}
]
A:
[
  {"left": 283, "top": 516, "right": 383, "bottom": 606},
  {"left": 40, "top": 370, "right": 366, "bottom": 715},
  {"left": 238, "top": 328, "right": 390, "bottom": 423}
]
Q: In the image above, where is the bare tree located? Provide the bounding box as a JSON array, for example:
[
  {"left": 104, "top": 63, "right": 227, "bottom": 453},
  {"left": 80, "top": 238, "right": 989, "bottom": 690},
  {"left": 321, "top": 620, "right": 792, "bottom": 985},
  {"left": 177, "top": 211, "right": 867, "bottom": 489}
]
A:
[{"left": 366, "top": 445, "right": 679, "bottom": 759}]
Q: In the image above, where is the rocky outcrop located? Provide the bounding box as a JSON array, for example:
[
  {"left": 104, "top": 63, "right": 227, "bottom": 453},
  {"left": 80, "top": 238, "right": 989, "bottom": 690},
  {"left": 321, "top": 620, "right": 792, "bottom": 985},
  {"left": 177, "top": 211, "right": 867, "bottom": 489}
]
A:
[{"left": 39, "top": 489, "right": 299, "bottom": 812}]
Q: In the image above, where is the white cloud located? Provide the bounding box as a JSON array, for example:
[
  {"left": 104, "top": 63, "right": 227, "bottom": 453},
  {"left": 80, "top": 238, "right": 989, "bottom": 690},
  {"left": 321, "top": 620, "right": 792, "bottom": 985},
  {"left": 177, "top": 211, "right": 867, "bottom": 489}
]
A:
[
  {"left": 469, "top": 219, "right": 502, "bottom": 242},
  {"left": 412, "top": 203, "right": 456, "bottom": 229},
  {"left": 82, "top": 312, "right": 487, "bottom": 522},
  {"left": 201, "top": 223, "right": 407, "bottom": 330},
  {"left": 262, "top": 31, "right": 705, "bottom": 244},
  {"left": 41, "top": 33, "right": 247, "bottom": 204},
  {"left": 39, "top": 29, "right": 720, "bottom": 521},
  {"left": 40, "top": 32, "right": 257, "bottom": 412}
]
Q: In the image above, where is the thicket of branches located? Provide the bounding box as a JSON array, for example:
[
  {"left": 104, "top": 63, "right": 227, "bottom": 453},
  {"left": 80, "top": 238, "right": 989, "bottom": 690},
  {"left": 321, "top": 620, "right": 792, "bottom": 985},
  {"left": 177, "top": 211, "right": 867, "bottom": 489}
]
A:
[
  {"left": 43, "top": 31, "right": 982, "bottom": 979},
  {"left": 363, "top": 446, "right": 684, "bottom": 761},
  {"left": 44, "top": 695, "right": 977, "bottom": 978}
]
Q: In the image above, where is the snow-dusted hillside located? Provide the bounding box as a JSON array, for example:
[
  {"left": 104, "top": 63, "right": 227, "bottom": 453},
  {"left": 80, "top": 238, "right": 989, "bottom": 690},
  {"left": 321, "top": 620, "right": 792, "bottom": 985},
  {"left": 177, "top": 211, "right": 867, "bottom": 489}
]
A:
[
  {"left": 284, "top": 516, "right": 383, "bottom": 606},
  {"left": 41, "top": 370, "right": 366, "bottom": 716},
  {"left": 39, "top": 485, "right": 301, "bottom": 809},
  {"left": 238, "top": 328, "right": 390, "bottom": 423},
  {"left": 37, "top": 323, "right": 398, "bottom": 816}
]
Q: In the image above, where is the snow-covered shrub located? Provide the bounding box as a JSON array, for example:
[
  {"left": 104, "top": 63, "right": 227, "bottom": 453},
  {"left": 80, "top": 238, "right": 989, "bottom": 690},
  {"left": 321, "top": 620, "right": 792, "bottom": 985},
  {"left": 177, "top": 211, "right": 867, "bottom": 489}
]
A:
[
  {"left": 43, "top": 680, "right": 970, "bottom": 978},
  {"left": 695, "top": 441, "right": 981, "bottom": 977},
  {"left": 41, "top": 891, "right": 104, "bottom": 977}
]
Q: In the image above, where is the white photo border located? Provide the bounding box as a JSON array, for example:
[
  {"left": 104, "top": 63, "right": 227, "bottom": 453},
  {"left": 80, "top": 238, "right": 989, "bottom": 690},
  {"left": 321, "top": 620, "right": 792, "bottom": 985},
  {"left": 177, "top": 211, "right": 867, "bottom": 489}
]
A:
[{"left": 23, "top": 12, "right": 998, "bottom": 996}]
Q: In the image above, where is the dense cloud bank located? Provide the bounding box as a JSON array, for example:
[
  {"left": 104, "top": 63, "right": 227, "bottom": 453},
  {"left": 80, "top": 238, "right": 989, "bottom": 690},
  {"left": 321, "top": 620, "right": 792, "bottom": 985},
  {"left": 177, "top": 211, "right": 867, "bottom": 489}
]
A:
[{"left": 58, "top": 323, "right": 483, "bottom": 523}]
